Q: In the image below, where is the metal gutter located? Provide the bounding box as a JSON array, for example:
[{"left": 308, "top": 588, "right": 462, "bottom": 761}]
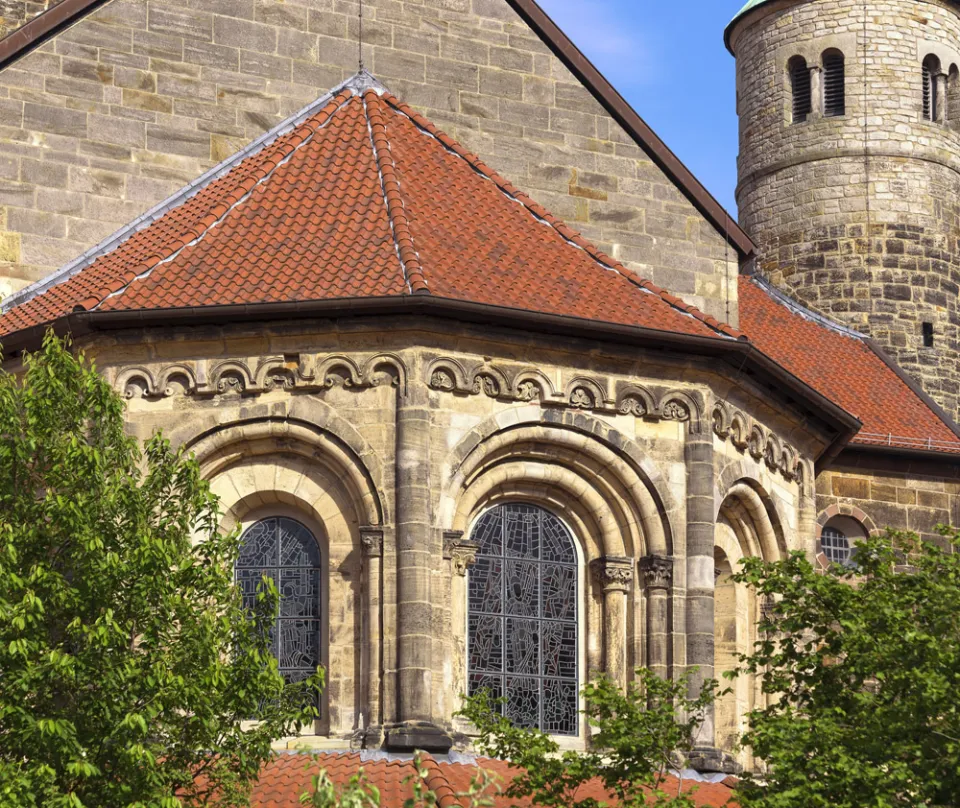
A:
[{"left": 0, "top": 0, "right": 756, "bottom": 261}]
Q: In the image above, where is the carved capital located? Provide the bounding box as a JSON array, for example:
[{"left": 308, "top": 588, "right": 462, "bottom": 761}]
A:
[
  {"left": 443, "top": 530, "right": 479, "bottom": 576},
  {"left": 591, "top": 556, "right": 634, "bottom": 593},
  {"left": 360, "top": 527, "right": 384, "bottom": 558},
  {"left": 639, "top": 555, "right": 673, "bottom": 591}
]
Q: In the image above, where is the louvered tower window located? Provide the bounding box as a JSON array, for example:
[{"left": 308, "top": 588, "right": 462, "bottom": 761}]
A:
[
  {"left": 789, "top": 56, "right": 812, "bottom": 123},
  {"left": 923, "top": 55, "right": 940, "bottom": 121},
  {"left": 823, "top": 50, "right": 845, "bottom": 117}
]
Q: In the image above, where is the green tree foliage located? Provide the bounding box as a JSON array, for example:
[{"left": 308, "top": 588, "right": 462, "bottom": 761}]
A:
[
  {"left": 459, "top": 669, "right": 718, "bottom": 808},
  {"left": 0, "top": 333, "right": 323, "bottom": 808},
  {"left": 733, "top": 530, "right": 960, "bottom": 808}
]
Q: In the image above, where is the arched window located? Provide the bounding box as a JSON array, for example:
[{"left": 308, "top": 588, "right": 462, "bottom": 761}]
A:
[
  {"left": 467, "top": 503, "right": 579, "bottom": 736},
  {"left": 923, "top": 55, "right": 941, "bottom": 121},
  {"left": 822, "top": 49, "right": 845, "bottom": 117},
  {"left": 236, "top": 517, "right": 322, "bottom": 698},
  {"left": 789, "top": 56, "right": 812, "bottom": 123}
]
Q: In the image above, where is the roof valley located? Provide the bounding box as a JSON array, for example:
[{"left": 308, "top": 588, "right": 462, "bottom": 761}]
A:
[{"left": 363, "top": 90, "right": 429, "bottom": 296}]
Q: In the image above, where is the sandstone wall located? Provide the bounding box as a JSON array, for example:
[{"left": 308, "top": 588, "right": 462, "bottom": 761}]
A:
[
  {"left": 75, "top": 315, "right": 812, "bottom": 760},
  {"left": 731, "top": 0, "right": 960, "bottom": 420},
  {"left": 0, "top": 0, "right": 63, "bottom": 39},
  {"left": 0, "top": 0, "right": 739, "bottom": 323}
]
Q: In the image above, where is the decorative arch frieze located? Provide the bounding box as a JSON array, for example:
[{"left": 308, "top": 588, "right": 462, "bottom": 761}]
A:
[
  {"left": 712, "top": 400, "right": 802, "bottom": 482},
  {"left": 424, "top": 356, "right": 705, "bottom": 431},
  {"left": 108, "top": 352, "right": 405, "bottom": 401}
]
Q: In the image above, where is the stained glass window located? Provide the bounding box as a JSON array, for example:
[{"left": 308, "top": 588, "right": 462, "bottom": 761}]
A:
[
  {"left": 236, "top": 517, "right": 322, "bottom": 703},
  {"left": 467, "top": 504, "right": 579, "bottom": 736}
]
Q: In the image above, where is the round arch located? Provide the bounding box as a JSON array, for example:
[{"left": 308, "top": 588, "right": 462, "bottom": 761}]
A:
[{"left": 442, "top": 409, "right": 674, "bottom": 559}]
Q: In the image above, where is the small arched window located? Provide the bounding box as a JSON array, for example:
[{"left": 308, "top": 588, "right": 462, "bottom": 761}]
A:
[
  {"left": 823, "top": 49, "right": 845, "bottom": 117},
  {"left": 923, "top": 55, "right": 941, "bottom": 121},
  {"left": 789, "top": 56, "right": 812, "bottom": 123},
  {"left": 467, "top": 503, "right": 579, "bottom": 736},
  {"left": 236, "top": 517, "right": 322, "bottom": 698}
]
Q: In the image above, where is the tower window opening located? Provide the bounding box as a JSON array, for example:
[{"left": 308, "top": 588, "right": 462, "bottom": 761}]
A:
[
  {"left": 923, "top": 55, "right": 941, "bottom": 121},
  {"left": 823, "top": 50, "right": 845, "bottom": 117},
  {"left": 789, "top": 56, "right": 812, "bottom": 123},
  {"left": 923, "top": 321, "right": 935, "bottom": 348}
]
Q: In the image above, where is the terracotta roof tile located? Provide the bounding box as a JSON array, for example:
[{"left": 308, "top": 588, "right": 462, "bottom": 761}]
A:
[
  {"left": 739, "top": 276, "right": 960, "bottom": 453},
  {"left": 248, "top": 753, "right": 738, "bottom": 808},
  {"left": 0, "top": 79, "right": 739, "bottom": 343}
]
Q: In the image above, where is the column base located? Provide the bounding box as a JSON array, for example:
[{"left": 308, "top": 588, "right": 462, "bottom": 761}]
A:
[
  {"left": 384, "top": 722, "right": 454, "bottom": 753},
  {"left": 687, "top": 747, "right": 743, "bottom": 775}
]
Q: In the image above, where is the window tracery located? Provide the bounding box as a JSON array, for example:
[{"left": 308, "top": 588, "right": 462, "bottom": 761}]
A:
[
  {"left": 236, "top": 517, "right": 323, "bottom": 701},
  {"left": 467, "top": 504, "right": 579, "bottom": 736}
]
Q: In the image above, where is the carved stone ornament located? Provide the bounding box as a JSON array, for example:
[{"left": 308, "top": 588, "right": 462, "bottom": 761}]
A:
[
  {"left": 443, "top": 531, "right": 480, "bottom": 576},
  {"left": 570, "top": 386, "right": 595, "bottom": 409},
  {"left": 430, "top": 369, "right": 456, "bottom": 391},
  {"left": 517, "top": 380, "right": 542, "bottom": 401},
  {"left": 661, "top": 400, "right": 690, "bottom": 422},
  {"left": 360, "top": 527, "right": 384, "bottom": 558},
  {"left": 618, "top": 395, "right": 647, "bottom": 417},
  {"left": 264, "top": 370, "right": 295, "bottom": 391},
  {"left": 638, "top": 555, "right": 673, "bottom": 590},
  {"left": 591, "top": 556, "right": 634, "bottom": 592},
  {"left": 217, "top": 373, "right": 245, "bottom": 395},
  {"left": 472, "top": 374, "right": 500, "bottom": 397}
]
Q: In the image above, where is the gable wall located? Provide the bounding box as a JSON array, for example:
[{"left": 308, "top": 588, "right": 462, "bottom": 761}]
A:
[
  {"left": 0, "top": 0, "right": 61, "bottom": 39},
  {"left": 0, "top": 0, "right": 739, "bottom": 325}
]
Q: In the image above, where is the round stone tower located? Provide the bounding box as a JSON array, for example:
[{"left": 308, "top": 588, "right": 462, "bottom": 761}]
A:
[{"left": 727, "top": 0, "right": 960, "bottom": 423}]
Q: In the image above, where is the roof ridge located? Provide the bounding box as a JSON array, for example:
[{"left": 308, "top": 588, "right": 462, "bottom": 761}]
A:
[
  {"left": 363, "top": 90, "right": 429, "bottom": 295},
  {"left": 379, "top": 93, "right": 743, "bottom": 339},
  {"left": 0, "top": 74, "right": 364, "bottom": 315},
  {"left": 747, "top": 273, "right": 869, "bottom": 340},
  {"left": 417, "top": 755, "right": 464, "bottom": 808},
  {"left": 83, "top": 89, "right": 355, "bottom": 312}
]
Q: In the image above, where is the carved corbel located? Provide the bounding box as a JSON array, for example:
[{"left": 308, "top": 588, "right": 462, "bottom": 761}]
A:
[
  {"left": 591, "top": 555, "right": 634, "bottom": 593},
  {"left": 360, "top": 527, "right": 384, "bottom": 558},
  {"left": 639, "top": 555, "right": 673, "bottom": 591},
  {"left": 443, "top": 530, "right": 480, "bottom": 576}
]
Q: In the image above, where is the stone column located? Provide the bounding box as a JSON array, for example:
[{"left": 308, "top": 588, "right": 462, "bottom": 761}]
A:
[
  {"left": 809, "top": 65, "right": 823, "bottom": 119},
  {"left": 936, "top": 72, "right": 948, "bottom": 124},
  {"left": 360, "top": 527, "right": 383, "bottom": 740},
  {"left": 685, "top": 426, "right": 716, "bottom": 750},
  {"left": 387, "top": 373, "right": 452, "bottom": 752},
  {"left": 639, "top": 555, "right": 673, "bottom": 680},
  {"left": 444, "top": 530, "right": 479, "bottom": 716},
  {"left": 591, "top": 556, "right": 633, "bottom": 689}
]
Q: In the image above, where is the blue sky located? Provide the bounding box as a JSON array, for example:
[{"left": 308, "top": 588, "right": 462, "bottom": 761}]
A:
[{"left": 538, "top": 0, "right": 741, "bottom": 214}]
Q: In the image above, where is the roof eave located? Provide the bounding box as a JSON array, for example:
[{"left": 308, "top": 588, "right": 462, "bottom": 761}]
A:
[{"left": 0, "top": 295, "right": 860, "bottom": 452}]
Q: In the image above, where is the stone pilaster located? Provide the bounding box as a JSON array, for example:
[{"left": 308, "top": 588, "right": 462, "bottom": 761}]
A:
[
  {"left": 591, "top": 555, "right": 633, "bottom": 688},
  {"left": 685, "top": 426, "right": 716, "bottom": 750},
  {"left": 639, "top": 555, "right": 673, "bottom": 680},
  {"left": 360, "top": 527, "right": 384, "bottom": 741},
  {"left": 388, "top": 371, "right": 451, "bottom": 752}
]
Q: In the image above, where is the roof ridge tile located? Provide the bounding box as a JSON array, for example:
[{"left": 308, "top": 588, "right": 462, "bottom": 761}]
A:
[
  {"left": 379, "top": 93, "right": 743, "bottom": 340},
  {"left": 363, "top": 90, "right": 429, "bottom": 296}
]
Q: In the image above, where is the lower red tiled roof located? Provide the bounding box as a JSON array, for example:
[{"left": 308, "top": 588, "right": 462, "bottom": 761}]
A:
[
  {"left": 0, "top": 76, "right": 740, "bottom": 343},
  {"left": 249, "top": 753, "right": 738, "bottom": 808},
  {"left": 739, "top": 275, "right": 960, "bottom": 453}
]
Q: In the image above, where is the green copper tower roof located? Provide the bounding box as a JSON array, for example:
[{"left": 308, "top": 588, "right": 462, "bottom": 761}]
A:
[{"left": 724, "top": 0, "right": 781, "bottom": 53}]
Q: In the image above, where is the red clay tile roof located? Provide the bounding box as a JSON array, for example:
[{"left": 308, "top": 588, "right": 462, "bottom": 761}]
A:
[
  {"left": 0, "top": 79, "right": 741, "bottom": 343},
  {"left": 739, "top": 275, "right": 960, "bottom": 453},
  {"left": 249, "top": 753, "right": 738, "bottom": 808}
]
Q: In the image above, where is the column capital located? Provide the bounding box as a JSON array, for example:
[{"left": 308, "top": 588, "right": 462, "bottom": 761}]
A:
[
  {"left": 639, "top": 555, "right": 673, "bottom": 591},
  {"left": 591, "top": 555, "right": 634, "bottom": 593},
  {"left": 360, "top": 526, "right": 384, "bottom": 557},
  {"left": 443, "top": 530, "right": 479, "bottom": 576}
]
